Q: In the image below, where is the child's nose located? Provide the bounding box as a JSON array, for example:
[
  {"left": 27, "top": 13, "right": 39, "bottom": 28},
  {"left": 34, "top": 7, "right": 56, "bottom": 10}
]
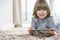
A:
[
  {"left": 40, "top": 9, "right": 43, "bottom": 11},
  {"left": 40, "top": 10, "right": 44, "bottom": 13}
]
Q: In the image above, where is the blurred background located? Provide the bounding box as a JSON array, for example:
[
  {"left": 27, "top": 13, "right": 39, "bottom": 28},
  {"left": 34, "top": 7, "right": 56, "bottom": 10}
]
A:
[{"left": 0, "top": 0, "right": 60, "bottom": 31}]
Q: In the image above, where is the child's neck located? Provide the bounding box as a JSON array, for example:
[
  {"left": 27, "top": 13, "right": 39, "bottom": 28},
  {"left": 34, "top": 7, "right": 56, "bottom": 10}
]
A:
[{"left": 39, "top": 18, "right": 45, "bottom": 20}]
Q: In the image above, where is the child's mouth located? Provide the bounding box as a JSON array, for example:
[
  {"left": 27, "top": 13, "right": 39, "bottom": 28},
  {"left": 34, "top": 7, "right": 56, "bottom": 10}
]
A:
[{"left": 40, "top": 14, "right": 44, "bottom": 16}]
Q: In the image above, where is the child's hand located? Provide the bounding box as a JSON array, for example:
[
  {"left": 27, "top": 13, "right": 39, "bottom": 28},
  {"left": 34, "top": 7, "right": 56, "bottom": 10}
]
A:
[
  {"left": 44, "top": 29, "right": 55, "bottom": 35},
  {"left": 44, "top": 30, "right": 49, "bottom": 33},
  {"left": 47, "top": 29, "right": 55, "bottom": 35}
]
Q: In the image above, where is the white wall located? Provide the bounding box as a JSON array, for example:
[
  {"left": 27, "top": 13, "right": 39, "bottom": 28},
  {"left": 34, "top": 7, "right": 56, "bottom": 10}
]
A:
[
  {"left": 0, "top": 0, "right": 14, "bottom": 31},
  {"left": 21, "top": 0, "right": 36, "bottom": 24},
  {"left": 53, "top": 0, "right": 60, "bottom": 24},
  {"left": 27, "top": 0, "right": 36, "bottom": 22}
]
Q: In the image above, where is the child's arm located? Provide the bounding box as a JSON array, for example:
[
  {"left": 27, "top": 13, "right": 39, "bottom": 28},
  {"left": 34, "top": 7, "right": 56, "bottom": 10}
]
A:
[
  {"left": 31, "top": 17, "right": 37, "bottom": 30},
  {"left": 28, "top": 17, "right": 37, "bottom": 35},
  {"left": 46, "top": 17, "right": 56, "bottom": 35}
]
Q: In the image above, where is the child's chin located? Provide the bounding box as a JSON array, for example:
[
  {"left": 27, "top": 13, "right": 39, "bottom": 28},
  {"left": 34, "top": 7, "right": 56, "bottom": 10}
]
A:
[{"left": 40, "top": 17, "right": 45, "bottom": 19}]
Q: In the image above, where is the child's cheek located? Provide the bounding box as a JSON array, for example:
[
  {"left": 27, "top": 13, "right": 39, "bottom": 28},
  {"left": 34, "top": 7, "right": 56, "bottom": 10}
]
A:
[{"left": 37, "top": 13, "right": 47, "bottom": 18}]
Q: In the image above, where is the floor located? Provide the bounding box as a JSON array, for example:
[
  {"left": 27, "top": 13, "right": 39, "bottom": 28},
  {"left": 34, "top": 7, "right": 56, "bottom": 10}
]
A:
[{"left": 0, "top": 27, "right": 60, "bottom": 40}]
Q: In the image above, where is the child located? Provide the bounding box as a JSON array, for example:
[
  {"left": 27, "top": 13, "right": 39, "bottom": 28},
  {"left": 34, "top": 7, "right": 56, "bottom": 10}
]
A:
[{"left": 28, "top": 0, "right": 56, "bottom": 36}]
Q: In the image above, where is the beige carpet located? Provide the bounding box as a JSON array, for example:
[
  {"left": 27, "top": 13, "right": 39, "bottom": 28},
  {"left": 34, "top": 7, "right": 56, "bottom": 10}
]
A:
[
  {"left": 0, "top": 31, "right": 60, "bottom": 40},
  {"left": 0, "top": 27, "right": 60, "bottom": 40}
]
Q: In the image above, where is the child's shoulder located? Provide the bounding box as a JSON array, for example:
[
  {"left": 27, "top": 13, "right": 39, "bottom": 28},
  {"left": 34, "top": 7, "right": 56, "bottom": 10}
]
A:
[
  {"left": 32, "top": 17, "right": 38, "bottom": 22},
  {"left": 47, "top": 16, "right": 53, "bottom": 21}
]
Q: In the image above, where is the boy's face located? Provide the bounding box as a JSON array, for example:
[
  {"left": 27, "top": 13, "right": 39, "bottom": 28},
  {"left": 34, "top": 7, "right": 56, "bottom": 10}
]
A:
[{"left": 37, "top": 10, "right": 47, "bottom": 19}]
